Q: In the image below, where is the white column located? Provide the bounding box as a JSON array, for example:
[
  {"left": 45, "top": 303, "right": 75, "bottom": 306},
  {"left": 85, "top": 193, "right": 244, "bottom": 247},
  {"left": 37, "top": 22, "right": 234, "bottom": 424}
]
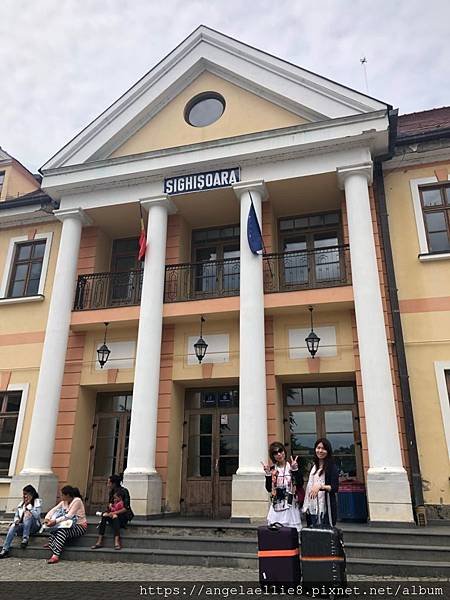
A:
[
  {"left": 338, "top": 164, "right": 413, "bottom": 522},
  {"left": 232, "top": 181, "right": 268, "bottom": 520},
  {"left": 123, "top": 195, "right": 176, "bottom": 516},
  {"left": 8, "top": 208, "right": 91, "bottom": 512}
]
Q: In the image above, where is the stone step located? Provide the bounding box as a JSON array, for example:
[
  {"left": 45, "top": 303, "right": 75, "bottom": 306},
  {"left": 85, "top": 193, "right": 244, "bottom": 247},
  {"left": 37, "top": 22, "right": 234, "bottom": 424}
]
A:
[
  {"left": 344, "top": 541, "right": 450, "bottom": 563},
  {"left": 11, "top": 543, "right": 450, "bottom": 578}
]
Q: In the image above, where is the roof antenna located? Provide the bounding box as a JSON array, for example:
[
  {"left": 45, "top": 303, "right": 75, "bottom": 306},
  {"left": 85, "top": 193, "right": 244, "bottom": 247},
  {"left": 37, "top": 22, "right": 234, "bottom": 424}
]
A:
[{"left": 360, "top": 56, "right": 369, "bottom": 94}]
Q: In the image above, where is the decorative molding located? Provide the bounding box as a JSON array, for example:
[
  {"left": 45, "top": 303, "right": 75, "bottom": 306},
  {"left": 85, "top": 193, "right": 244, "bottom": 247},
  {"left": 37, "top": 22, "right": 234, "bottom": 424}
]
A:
[
  {"left": 232, "top": 180, "right": 268, "bottom": 202},
  {"left": 140, "top": 195, "right": 177, "bottom": 215},
  {"left": 53, "top": 207, "right": 93, "bottom": 226},
  {"left": 434, "top": 362, "right": 450, "bottom": 460},
  {"left": 337, "top": 162, "right": 373, "bottom": 189}
]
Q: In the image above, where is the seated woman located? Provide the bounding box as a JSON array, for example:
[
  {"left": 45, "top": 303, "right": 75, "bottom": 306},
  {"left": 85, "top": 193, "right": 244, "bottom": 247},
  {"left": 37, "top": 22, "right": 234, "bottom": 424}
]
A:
[
  {"left": 44, "top": 485, "right": 88, "bottom": 564},
  {"left": 0, "top": 485, "right": 41, "bottom": 558},
  {"left": 91, "top": 474, "right": 133, "bottom": 550}
]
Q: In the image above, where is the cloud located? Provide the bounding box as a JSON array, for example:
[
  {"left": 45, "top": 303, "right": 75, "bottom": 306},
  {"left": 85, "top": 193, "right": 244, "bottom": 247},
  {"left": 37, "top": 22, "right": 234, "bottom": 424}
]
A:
[{"left": 0, "top": 0, "right": 448, "bottom": 172}]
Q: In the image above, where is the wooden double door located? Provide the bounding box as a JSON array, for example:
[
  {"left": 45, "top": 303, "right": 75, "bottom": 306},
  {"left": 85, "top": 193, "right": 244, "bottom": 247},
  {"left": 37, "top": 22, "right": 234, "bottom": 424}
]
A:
[
  {"left": 85, "top": 392, "right": 132, "bottom": 513},
  {"left": 181, "top": 389, "right": 239, "bottom": 519}
]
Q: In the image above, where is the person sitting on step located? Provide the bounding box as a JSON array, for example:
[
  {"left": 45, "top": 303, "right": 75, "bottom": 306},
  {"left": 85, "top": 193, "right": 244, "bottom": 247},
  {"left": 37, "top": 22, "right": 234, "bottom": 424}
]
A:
[
  {"left": 0, "top": 485, "right": 42, "bottom": 558},
  {"left": 44, "top": 485, "right": 88, "bottom": 564},
  {"left": 91, "top": 473, "right": 133, "bottom": 551}
]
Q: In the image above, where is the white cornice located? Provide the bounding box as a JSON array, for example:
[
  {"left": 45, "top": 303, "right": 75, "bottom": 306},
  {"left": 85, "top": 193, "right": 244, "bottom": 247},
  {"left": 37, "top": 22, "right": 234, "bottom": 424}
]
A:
[
  {"left": 42, "top": 111, "right": 388, "bottom": 199},
  {"left": 41, "top": 26, "right": 388, "bottom": 172}
]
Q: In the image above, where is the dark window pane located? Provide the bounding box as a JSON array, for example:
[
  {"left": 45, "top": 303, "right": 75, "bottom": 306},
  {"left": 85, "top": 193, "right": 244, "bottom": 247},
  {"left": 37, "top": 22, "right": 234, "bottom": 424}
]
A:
[
  {"left": 286, "top": 388, "right": 301, "bottom": 405},
  {"left": 291, "top": 434, "right": 316, "bottom": 455},
  {"left": 335, "top": 455, "right": 356, "bottom": 477},
  {"left": 0, "top": 417, "right": 19, "bottom": 443},
  {"left": 199, "top": 456, "right": 211, "bottom": 476},
  {"left": 422, "top": 188, "right": 443, "bottom": 207},
  {"left": 337, "top": 387, "right": 355, "bottom": 404},
  {"left": 288, "top": 411, "right": 316, "bottom": 434},
  {"left": 201, "top": 392, "right": 217, "bottom": 408},
  {"left": 14, "top": 264, "right": 28, "bottom": 281},
  {"left": 429, "top": 232, "right": 450, "bottom": 252},
  {"left": 220, "top": 435, "right": 238, "bottom": 455},
  {"left": 221, "top": 228, "right": 234, "bottom": 239},
  {"left": 303, "top": 388, "right": 319, "bottom": 405},
  {"left": 324, "top": 213, "right": 340, "bottom": 225},
  {"left": 325, "top": 410, "right": 353, "bottom": 433},
  {"left": 32, "top": 242, "right": 46, "bottom": 258},
  {"left": 187, "top": 97, "right": 224, "bottom": 127},
  {"left": 0, "top": 446, "right": 14, "bottom": 476},
  {"left": 219, "top": 457, "right": 238, "bottom": 476},
  {"left": 199, "top": 436, "right": 212, "bottom": 455},
  {"left": 446, "top": 188, "right": 450, "bottom": 205},
  {"left": 280, "top": 219, "right": 293, "bottom": 231},
  {"left": 294, "top": 217, "right": 308, "bottom": 229},
  {"left": 10, "top": 281, "right": 25, "bottom": 297},
  {"left": 220, "top": 413, "right": 238, "bottom": 434},
  {"left": 26, "top": 278, "right": 39, "bottom": 296},
  {"left": 200, "top": 414, "right": 212, "bottom": 434},
  {"left": 425, "top": 211, "right": 447, "bottom": 233},
  {"left": 320, "top": 387, "right": 337, "bottom": 405},
  {"left": 207, "top": 229, "right": 220, "bottom": 240},
  {"left": 309, "top": 215, "right": 323, "bottom": 227},
  {"left": 6, "top": 394, "right": 21, "bottom": 413},
  {"left": 17, "top": 245, "right": 32, "bottom": 260},
  {"left": 327, "top": 432, "right": 355, "bottom": 453}
]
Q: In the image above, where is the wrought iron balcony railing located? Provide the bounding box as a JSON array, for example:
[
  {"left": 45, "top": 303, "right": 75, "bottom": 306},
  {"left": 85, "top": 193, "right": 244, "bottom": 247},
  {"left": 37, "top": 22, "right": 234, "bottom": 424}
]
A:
[
  {"left": 73, "top": 246, "right": 351, "bottom": 310},
  {"left": 74, "top": 269, "right": 143, "bottom": 311},
  {"left": 263, "top": 245, "right": 351, "bottom": 293},
  {"left": 164, "top": 256, "right": 240, "bottom": 302}
]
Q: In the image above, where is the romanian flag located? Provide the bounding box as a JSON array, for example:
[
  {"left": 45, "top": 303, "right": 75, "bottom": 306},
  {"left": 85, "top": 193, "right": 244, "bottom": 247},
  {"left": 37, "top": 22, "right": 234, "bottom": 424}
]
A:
[{"left": 138, "top": 208, "right": 147, "bottom": 261}]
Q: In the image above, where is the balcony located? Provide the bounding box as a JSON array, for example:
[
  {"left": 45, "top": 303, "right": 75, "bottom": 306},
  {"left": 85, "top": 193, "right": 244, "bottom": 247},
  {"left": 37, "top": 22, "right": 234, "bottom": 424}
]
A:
[{"left": 73, "top": 246, "right": 351, "bottom": 310}]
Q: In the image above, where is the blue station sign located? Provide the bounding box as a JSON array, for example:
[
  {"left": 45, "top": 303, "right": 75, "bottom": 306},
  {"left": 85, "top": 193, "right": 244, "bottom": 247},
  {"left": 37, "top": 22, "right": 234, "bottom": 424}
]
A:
[{"left": 164, "top": 167, "right": 240, "bottom": 195}]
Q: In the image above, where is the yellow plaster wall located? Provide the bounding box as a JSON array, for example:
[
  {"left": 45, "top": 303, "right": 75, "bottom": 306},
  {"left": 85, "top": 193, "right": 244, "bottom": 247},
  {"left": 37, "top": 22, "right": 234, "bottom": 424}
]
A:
[
  {"left": 401, "top": 311, "right": 450, "bottom": 504},
  {"left": 172, "top": 318, "right": 239, "bottom": 381},
  {"left": 0, "top": 163, "right": 39, "bottom": 202},
  {"left": 0, "top": 222, "right": 61, "bottom": 333},
  {"left": 67, "top": 387, "right": 96, "bottom": 495},
  {"left": 273, "top": 310, "right": 355, "bottom": 377},
  {"left": 384, "top": 163, "right": 450, "bottom": 300},
  {"left": 111, "top": 72, "right": 306, "bottom": 158},
  {"left": 165, "top": 382, "right": 184, "bottom": 512}
]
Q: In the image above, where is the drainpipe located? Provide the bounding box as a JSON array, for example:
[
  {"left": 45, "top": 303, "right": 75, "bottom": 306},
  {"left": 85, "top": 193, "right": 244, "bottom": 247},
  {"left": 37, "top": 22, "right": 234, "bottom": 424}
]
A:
[{"left": 373, "top": 109, "right": 425, "bottom": 520}]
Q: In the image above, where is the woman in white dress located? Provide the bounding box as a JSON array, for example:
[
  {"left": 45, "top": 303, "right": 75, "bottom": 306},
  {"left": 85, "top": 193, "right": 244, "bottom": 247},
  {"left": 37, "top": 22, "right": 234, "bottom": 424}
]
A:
[
  {"left": 302, "top": 438, "right": 339, "bottom": 527},
  {"left": 261, "top": 441, "right": 304, "bottom": 532}
]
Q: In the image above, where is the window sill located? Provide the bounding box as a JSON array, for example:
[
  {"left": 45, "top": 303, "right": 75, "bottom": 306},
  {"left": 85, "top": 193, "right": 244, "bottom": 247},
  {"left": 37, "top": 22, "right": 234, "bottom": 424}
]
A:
[
  {"left": 0, "top": 294, "right": 45, "bottom": 306},
  {"left": 419, "top": 252, "right": 450, "bottom": 262}
]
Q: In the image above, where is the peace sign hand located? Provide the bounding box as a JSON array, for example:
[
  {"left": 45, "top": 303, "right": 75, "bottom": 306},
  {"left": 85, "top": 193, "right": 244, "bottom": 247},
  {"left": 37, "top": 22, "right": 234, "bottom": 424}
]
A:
[
  {"left": 261, "top": 461, "right": 272, "bottom": 476},
  {"left": 290, "top": 455, "right": 299, "bottom": 471}
]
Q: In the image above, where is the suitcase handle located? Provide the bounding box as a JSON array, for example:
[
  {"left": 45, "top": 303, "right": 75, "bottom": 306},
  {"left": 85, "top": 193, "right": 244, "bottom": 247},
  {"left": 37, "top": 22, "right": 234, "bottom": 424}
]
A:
[{"left": 267, "top": 522, "right": 283, "bottom": 530}]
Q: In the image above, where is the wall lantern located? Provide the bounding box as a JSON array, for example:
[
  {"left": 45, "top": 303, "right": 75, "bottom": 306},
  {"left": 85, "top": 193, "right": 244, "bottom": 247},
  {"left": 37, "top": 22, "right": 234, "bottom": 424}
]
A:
[
  {"left": 194, "top": 316, "right": 208, "bottom": 364},
  {"left": 97, "top": 322, "right": 111, "bottom": 369},
  {"left": 305, "top": 306, "right": 320, "bottom": 358}
]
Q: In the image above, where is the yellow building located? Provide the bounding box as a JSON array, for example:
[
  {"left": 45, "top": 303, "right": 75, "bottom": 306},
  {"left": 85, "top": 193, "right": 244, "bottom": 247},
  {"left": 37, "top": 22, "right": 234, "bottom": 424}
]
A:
[
  {"left": 2, "top": 27, "right": 439, "bottom": 524},
  {"left": 384, "top": 108, "right": 450, "bottom": 520},
  {"left": 0, "top": 148, "right": 59, "bottom": 511}
]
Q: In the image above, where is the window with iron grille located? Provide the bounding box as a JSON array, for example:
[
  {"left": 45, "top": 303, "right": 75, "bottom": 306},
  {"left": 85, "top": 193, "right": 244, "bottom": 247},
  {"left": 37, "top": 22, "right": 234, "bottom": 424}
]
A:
[
  {"left": 0, "top": 391, "right": 22, "bottom": 477},
  {"left": 7, "top": 240, "right": 46, "bottom": 298},
  {"left": 0, "top": 171, "right": 5, "bottom": 194},
  {"left": 419, "top": 183, "right": 450, "bottom": 253}
]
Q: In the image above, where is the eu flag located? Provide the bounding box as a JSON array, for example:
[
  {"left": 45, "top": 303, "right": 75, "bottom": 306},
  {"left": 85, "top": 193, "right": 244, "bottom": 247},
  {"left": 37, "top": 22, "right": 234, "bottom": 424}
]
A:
[{"left": 247, "top": 200, "right": 263, "bottom": 254}]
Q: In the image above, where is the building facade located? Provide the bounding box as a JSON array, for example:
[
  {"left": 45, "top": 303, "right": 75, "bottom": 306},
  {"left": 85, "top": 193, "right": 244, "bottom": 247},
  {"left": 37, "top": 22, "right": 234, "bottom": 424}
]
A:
[{"left": 3, "top": 27, "right": 447, "bottom": 523}]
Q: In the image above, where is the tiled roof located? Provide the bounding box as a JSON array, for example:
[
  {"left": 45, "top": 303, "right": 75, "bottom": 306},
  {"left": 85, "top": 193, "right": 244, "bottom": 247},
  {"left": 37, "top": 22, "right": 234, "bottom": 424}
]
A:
[{"left": 397, "top": 107, "right": 450, "bottom": 137}]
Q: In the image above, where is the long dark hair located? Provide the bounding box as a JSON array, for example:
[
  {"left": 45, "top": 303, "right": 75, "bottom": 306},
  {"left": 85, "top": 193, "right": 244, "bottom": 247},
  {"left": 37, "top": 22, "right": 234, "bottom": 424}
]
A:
[
  {"left": 109, "top": 474, "right": 123, "bottom": 489},
  {"left": 23, "top": 485, "right": 39, "bottom": 503},
  {"left": 61, "top": 485, "right": 82, "bottom": 500},
  {"left": 313, "top": 438, "right": 334, "bottom": 476}
]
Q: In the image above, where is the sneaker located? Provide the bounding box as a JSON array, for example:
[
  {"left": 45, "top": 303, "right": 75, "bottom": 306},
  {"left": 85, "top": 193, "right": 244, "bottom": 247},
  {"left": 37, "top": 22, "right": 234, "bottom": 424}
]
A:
[
  {"left": 0, "top": 549, "right": 10, "bottom": 559},
  {"left": 20, "top": 538, "right": 29, "bottom": 549}
]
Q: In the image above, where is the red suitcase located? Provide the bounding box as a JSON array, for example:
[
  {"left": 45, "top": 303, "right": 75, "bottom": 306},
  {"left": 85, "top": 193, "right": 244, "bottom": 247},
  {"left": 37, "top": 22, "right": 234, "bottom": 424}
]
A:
[{"left": 257, "top": 523, "right": 301, "bottom": 586}]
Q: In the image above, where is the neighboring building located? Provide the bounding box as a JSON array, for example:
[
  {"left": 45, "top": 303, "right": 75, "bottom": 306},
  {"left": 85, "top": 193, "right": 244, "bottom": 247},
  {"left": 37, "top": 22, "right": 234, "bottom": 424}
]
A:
[
  {"left": 383, "top": 107, "right": 450, "bottom": 520},
  {"left": 1, "top": 27, "right": 428, "bottom": 523},
  {"left": 0, "top": 150, "right": 59, "bottom": 511}
]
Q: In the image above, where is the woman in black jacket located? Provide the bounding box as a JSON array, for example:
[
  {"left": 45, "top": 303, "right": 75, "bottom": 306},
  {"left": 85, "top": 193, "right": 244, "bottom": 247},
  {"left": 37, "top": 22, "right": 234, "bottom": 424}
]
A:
[{"left": 303, "top": 438, "right": 339, "bottom": 527}]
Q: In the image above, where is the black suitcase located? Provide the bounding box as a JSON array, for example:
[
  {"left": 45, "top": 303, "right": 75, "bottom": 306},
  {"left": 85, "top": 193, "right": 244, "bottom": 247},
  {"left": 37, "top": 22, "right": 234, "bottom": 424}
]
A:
[
  {"left": 257, "top": 523, "right": 301, "bottom": 586},
  {"left": 300, "top": 525, "right": 346, "bottom": 586}
]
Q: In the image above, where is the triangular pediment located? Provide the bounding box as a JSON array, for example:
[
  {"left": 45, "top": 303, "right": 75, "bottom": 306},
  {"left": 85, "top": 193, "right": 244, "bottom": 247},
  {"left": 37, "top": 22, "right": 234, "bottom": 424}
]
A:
[
  {"left": 110, "top": 72, "right": 308, "bottom": 159},
  {"left": 42, "top": 25, "right": 389, "bottom": 170}
]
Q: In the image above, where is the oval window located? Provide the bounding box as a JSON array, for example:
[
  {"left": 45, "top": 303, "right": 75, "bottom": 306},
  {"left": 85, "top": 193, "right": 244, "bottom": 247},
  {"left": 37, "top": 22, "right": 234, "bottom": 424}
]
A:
[{"left": 185, "top": 92, "right": 225, "bottom": 127}]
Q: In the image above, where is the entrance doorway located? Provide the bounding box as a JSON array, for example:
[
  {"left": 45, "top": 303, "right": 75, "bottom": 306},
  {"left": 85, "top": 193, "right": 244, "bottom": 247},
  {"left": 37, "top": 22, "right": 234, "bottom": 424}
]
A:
[
  {"left": 85, "top": 392, "right": 132, "bottom": 513},
  {"left": 182, "top": 388, "right": 239, "bottom": 518},
  {"left": 283, "top": 384, "right": 363, "bottom": 480}
]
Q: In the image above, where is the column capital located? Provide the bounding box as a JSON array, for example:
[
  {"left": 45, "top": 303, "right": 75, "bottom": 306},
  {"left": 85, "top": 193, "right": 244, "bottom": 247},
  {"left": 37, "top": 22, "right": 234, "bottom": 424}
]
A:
[
  {"left": 140, "top": 195, "right": 177, "bottom": 214},
  {"left": 337, "top": 162, "right": 373, "bottom": 189},
  {"left": 53, "top": 207, "right": 92, "bottom": 226},
  {"left": 232, "top": 180, "right": 268, "bottom": 202}
]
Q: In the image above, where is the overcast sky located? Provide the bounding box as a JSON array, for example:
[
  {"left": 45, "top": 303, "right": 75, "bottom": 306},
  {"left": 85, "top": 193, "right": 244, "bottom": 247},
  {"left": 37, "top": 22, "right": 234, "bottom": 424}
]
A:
[{"left": 1, "top": 0, "right": 449, "bottom": 173}]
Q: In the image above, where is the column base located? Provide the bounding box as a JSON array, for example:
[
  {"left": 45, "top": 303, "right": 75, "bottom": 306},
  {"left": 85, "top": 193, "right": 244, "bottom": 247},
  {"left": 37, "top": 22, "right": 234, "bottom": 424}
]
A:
[
  {"left": 231, "top": 473, "right": 269, "bottom": 521},
  {"left": 123, "top": 472, "right": 162, "bottom": 517},
  {"left": 7, "top": 472, "right": 58, "bottom": 513},
  {"left": 366, "top": 467, "right": 414, "bottom": 523}
]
